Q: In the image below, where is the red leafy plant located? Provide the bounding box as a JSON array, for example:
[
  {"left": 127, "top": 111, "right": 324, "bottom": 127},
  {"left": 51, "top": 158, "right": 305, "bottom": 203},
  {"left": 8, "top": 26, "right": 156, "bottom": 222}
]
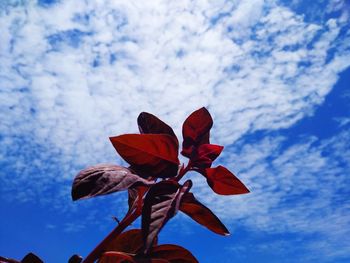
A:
[
  {"left": 73, "top": 107, "right": 250, "bottom": 263},
  {"left": 0, "top": 107, "right": 249, "bottom": 263}
]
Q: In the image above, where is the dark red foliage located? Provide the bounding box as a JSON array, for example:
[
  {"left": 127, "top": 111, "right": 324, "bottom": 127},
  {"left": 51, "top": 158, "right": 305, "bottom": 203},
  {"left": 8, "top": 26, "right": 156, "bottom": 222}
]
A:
[
  {"left": 1, "top": 104, "right": 251, "bottom": 262},
  {"left": 0, "top": 107, "right": 250, "bottom": 263},
  {"left": 128, "top": 185, "right": 149, "bottom": 214},
  {"left": 150, "top": 244, "right": 199, "bottom": 263},
  {"left": 98, "top": 229, "right": 197, "bottom": 263},
  {"left": 180, "top": 192, "right": 229, "bottom": 235},
  {"left": 137, "top": 112, "right": 177, "bottom": 141},
  {"left": 110, "top": 134, "right": 179, "bottom": 178},
  {"left": 142, "top": 180, "right": 192, "bottom": 253},
  {"left": 104, "top": 229, "right": 153, "bottom": 254},
  {"left": 98, "top": 251, "right": 135, "bottom": 263},
  {"left": 181, "top": 107, "right": 213, "bottom": 158},
  {"left": 204, "top": 166, "right": 250, "bottom": 195},
  {"left": 190, "top": 144, "right": 224, "bottom": 169}
]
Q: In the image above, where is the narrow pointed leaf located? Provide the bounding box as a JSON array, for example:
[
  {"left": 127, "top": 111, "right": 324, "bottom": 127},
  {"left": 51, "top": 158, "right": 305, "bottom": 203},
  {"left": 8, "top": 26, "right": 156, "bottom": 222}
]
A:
[
  {"left": 142, "top": 180, "right": 192, "bottom": 253},
  {"left": 182, "top": 107, "right": 213, "bottom": 158},
  {"left": 110, "top": 134, "right": 179, "bottom": 178},
  {"left": 151, "top": 244, "right": 198, "bottom": 263},
  {"left": 191, "top": 144, "right": 223, "bottom": 168},
  {"left": 205, "top": 166, "right": 250, "bottom": 195},
  {"left": 138, "top": 112, "right": 177, "bottom": 140},
  {"left": 180, "top": 192, "right": 229, "bottom": 235},
  {"left": 72, "top": 164, "right": 152, "bottom": 201}
]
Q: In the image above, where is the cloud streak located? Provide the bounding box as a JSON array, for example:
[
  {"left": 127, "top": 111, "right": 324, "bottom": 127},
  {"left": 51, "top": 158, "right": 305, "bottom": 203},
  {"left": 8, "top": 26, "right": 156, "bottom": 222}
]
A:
[{"left": 1, "top": 1, "right": 349, "bottom": 170}]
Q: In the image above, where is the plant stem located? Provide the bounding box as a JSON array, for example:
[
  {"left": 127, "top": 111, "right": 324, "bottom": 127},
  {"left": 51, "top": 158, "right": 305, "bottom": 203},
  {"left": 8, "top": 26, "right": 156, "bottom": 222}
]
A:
[
  {"left": 83, "top": 163, "right": 191, "bottom": 262},
  {"left": 82, "top": 211, "right": 139, "bottom": 263},
  {"left": 174, "top": 161, "right": 191, "bottom": 182}
]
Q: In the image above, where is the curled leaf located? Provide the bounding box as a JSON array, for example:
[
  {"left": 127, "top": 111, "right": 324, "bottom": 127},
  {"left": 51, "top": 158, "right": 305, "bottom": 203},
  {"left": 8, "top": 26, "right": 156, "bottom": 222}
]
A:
[
  {"left": 138, "top": 112, "right": 177, "bottom": 140},
  {"left": 110, "top": 134, "right": 179, "bottom": 178},
  {"left": 182, "top": 107, "right": 213, "bottom": 158},
  {"left": 180, "top": 192, "right": 229, "bottom": 235},
  {"left": 142, "top": 180, "right": 192, "bottom": 253},
  {"left": 205, "top": 166, "right": 250, "bottom": 195},
  {"left": 71, "top": 164, "right": 152, "bottom": 201}
]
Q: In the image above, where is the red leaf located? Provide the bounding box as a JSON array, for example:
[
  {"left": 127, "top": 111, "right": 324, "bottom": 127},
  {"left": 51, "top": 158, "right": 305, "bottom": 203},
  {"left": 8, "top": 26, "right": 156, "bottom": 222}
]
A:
[
  {"left": 142, "top": 180, "right": 192, "bottom": 253},
  {"left": 110, "top": 134, "right": 179, "bottom": 178},
  {"left": 110, "top": 134, "right": 179, "bottom": 164},
  {"left": 191, "top": 144, "right": 223, "bottom": 168},
  {"left": 128, "top": 185, "right": 149, "bottom": 214},
  {"left": 205, "top": 166, "right": 250, "bottom": 195},
  {"left": 182, "top": 107, "right": 213, "bottom": 158},
  {"left": 180, "top": 192, "right": 229, "bottom": 235},
  {"left": 137, "top": 112, "right": 177, "bottom": 140},
  {"left": 150, "top": 244, "right": 198, "bottom": 263},
  {"left": 105, "top": 229, "right": 150, "bottom": 254},
  {"left": 71, "top": 164, "right": 152, "bottom": 201},
  {"left": 98, "top": 251, "right": 136, "bottom": 263}
]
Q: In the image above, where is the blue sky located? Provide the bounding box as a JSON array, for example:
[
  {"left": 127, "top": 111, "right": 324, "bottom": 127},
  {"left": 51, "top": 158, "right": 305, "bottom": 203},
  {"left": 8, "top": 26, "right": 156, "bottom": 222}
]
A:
[{"left": 0, "top": 0, "right": 349, "bottom": 262}]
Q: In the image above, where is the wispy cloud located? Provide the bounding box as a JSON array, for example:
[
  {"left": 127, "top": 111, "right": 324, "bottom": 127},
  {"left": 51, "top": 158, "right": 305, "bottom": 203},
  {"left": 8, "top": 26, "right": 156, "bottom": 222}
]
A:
[
  {"left": 190, "top": 127, "right": 350, "bottom": 261},
  {"left": 0, "top": 1, "right": 350, "bottom": 261},
  {"left": 1, "top": 1, "right": 349, "bottom": 173}
]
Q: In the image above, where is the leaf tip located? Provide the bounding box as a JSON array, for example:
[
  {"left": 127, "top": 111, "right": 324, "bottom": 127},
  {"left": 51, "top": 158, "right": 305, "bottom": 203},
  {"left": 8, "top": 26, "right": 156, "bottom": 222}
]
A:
[
  {"left": 71, "top": 185, "right": 79, "bottom": 201},
  {"left": 71, "top": 193, "right": 79, "bottom": 201},
  {"left": 242, "top": 184, "right": 251, "bottom": 194}
]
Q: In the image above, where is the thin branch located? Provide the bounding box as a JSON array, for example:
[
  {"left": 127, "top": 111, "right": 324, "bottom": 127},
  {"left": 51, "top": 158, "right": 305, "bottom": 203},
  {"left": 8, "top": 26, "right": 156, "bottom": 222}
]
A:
[{"left": 82, "top": 211, "right": 139, "bottom": 263}]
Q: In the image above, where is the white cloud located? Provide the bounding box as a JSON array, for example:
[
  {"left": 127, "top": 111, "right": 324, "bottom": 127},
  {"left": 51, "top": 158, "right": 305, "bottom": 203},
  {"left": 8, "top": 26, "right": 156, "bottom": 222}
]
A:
[
  {"left": 189, "top": 129, "right": 350, "bottom": 260},
  {"left": 0, "top": 0, "right": 349, "bottom": 260},
  {"left": 1, "top": 0, "right": 349, "bottom": 169}
]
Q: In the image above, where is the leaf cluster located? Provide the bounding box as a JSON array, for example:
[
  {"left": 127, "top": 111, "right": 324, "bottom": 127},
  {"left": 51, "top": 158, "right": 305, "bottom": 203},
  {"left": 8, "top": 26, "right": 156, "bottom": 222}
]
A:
[
  {"left": 0, "top": 108, "right": 249, "bottom": 263},
  {"left": 72, "top": 107, "right": 249, "bottom": 262}
]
